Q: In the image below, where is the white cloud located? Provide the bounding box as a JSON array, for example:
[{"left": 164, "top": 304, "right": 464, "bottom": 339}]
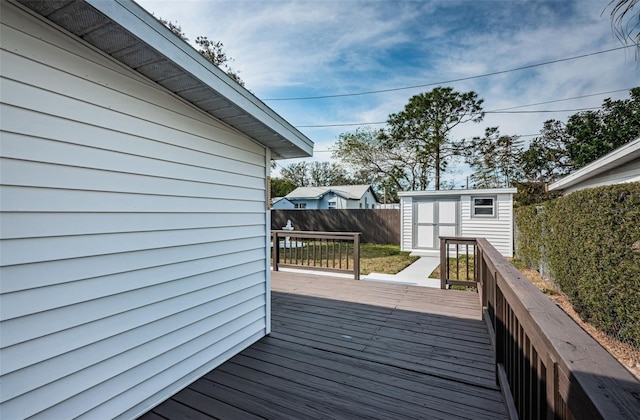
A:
[{"left": 137, "top": 0, "right": 639, "bottom": 186}]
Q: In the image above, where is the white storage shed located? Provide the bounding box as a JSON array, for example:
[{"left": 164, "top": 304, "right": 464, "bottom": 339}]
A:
[
  {"left": 399, "top": 188, "right": 516, "bottom": 257},
  {"left": 0, "top": 0, "right": 312, "bottom": 418}
]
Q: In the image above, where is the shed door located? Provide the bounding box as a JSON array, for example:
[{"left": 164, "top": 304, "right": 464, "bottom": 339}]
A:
[{"left": 414, "top": 199, "right": 459, "bottom": 249}]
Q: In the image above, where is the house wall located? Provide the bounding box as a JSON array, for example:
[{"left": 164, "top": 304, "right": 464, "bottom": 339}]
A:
[
  {"left": 1, "top": 3, "right": 269, "bottom": 419},
  {"left": 561, "top": 157, "right": 640, "bottom": 194},
  {"left": 360, "top": 189, "right": 379, "bottom": 209},
  {"left": 271, "top": 198, "right": 295, "bottom": 210},
  {"left": 290, "top": 198, "right": 322, "bottom": 209},
  {"left": 328, "top": 189, "right": 378, "bottom": 209}
]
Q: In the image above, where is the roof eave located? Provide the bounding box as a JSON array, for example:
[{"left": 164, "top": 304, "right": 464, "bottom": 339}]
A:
[
  {"left": 16, "top": 0, "right": 313, "bottom": 159},
  {"left": 549, "top": 137, "right": 640, "bottom": 191}
]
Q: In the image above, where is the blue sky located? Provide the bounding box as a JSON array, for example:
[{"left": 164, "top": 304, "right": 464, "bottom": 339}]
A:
[{"left": 137, "top": 0, "right": 639, "bottom": 187}]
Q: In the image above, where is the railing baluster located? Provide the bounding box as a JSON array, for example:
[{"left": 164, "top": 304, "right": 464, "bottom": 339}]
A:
[{"left": 270, "top": 231, "right": 361, "bottom": 279}]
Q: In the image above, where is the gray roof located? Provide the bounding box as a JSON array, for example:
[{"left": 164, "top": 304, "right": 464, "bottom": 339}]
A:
[
  {"left": 16, "top": 0, "right": 313, "bottom": 159},
  {"left": 286, "top": 185, "right": 375, "bottom": 200}
]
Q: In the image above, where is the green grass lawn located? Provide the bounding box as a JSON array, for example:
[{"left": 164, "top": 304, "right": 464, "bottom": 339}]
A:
[
  {"left": 272, "top": 242, "right": 418, "bottom": 275},
  {"left": 428, "top": 254, "right": 474, "bottom": 280},
  {"left": 359, "top": 244, "right": 419, "bottom": 275}
]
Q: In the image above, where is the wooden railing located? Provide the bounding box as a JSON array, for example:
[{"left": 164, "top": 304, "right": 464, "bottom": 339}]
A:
[
  {"left": 271, "top": 230, "right": 361, "bottom": 280},
  {"left": 440, "top": 236, "right": 640, "bottom": 420},
  {"left": 439, "top": 236, "right": 477, "bottom": 289}
]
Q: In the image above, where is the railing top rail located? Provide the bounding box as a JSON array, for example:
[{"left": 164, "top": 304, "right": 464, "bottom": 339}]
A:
[
  {"left": 272, "top": 230, "right": 361, "bottom": 240},
  {"left": 476, "top": 237, "right": 640, "bottom": 418},
  {"left": 440, "top": 236, "right": 478, "bottom": 245}
]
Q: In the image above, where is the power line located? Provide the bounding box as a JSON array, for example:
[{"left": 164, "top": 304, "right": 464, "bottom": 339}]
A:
[
  {"left": 263, "top": 45, "right": 633, "bottom": 101},
  {"left": 293, "top": 87, "right": 635, "bottom": 128},
  {"left": 295, "top": 108, "right": 601, "bottom": 128},
  {"left": 486, "top": 107, "right": 601, "bottom": 114},
  {"left": 489, "top": 88, "right": 632, "bottom": 111}
]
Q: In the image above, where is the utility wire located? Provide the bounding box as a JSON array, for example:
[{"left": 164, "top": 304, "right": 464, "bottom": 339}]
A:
[
  {"left": 263, "top": 45, "right": 633, "bottom": 101},
  {"left": 294, "top": 87, "right": 634, "bottom": 128},
  {"left": 295, "top": 108, "right": 601, "bottom": 128},
  {"left": 489, "top": 88, "right": 632, "bottom": 111},
  {"left": 486, "top": 107, "right": 601, "bottom": 114}
]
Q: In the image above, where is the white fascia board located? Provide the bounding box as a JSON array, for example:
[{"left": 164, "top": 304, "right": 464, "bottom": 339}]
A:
[
  {"left": 86, "top": 0, "right": 313, "bottom": 157},
  {"left": 398, "top": 188, "right": 517, "bottom": 197},
  {"left": 549, "top": 137, "right": 640, "bottom": 191}
]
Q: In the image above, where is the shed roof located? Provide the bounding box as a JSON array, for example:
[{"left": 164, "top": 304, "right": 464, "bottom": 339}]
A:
[
  {"left": 15, "top": 0, "right": 313, "bottom": 160},
  {"left": 398, "top": 188, "right": 517, "bottom": 197},
  {"left": 548, "top": 137, "right": 640, "bottom": 192}
]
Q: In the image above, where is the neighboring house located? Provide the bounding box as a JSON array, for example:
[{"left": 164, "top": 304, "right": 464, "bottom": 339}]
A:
[
  {"left": 285, "top": 184, "right": 379, "bottom": 209},
  {"left": 549, "top": 137, "right": 640, "bottom": 194},
  {"left": 0, "top": 1, "right": 312, "bottom": 419},
  {"left": 399, "top": 188, "right": 517, "bottom": 257},
  {"left": 271, "top": 197, "right": 295, "bottom": 210}
]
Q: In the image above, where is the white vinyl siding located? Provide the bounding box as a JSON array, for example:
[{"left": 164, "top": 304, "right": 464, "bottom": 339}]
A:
[
  {"left": 399, "top": 189, "right": 514, "bottom": 257},
  {"left": 1, "top": 3, "right": 268, "bottom": 419},
  {"left": 461, "top": 194, "right": 514, "bottom": 257},
  {"left": 401, "top": 197, "right": 413, "bottom": 251}
]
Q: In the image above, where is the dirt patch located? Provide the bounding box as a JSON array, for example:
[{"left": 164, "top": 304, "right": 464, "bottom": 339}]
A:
[{"left": 520, "top": 268, "right": 640, "bottom": 381}]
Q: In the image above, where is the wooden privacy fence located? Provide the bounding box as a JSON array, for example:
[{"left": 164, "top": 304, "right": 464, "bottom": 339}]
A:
[
  {"left": 272, "top": 230, "right": 361, "bottom": 280},
  {"left": 440, "top": 236, "right": 640, "bottom": 420},
  {"left": 271, "top": 209, "right": 399, "bottom": 244}
]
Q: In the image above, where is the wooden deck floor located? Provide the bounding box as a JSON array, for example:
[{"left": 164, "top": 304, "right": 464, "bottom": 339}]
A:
[{"left": 141, "top": 271, "right": 507, "bottom": 419}]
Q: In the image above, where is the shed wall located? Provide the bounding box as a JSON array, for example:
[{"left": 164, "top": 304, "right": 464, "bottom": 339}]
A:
[
  {"left": 400, "top": 192, "right": 514, "bottom": 257},
  {"left": 1, "top": 4, "right": 268, "bottom": 419},
  {"left": 460, "top": 194, "right": 514, "bottom": 257},
  {"left": 401, "top": 197, "right": 413, "bottom": 251}
]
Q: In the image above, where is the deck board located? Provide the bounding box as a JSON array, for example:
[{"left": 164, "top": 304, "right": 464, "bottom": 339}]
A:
[{"left": 140, "top": 271, "right": 507, "bottom": 419}]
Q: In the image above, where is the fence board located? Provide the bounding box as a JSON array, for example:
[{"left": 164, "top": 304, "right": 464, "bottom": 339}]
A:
[{"left": 271, "top": 209, "right": 400, "bottom": 244}]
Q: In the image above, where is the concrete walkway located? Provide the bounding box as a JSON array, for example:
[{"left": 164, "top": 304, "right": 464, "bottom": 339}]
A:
[{"left": 362, "top": 256, "right": 442, "bottom": 288}]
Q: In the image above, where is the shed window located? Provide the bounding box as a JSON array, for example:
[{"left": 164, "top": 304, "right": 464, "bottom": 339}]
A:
[
  {"left": 294, "top": 203, "right": 306, "bottom": 209},
  {"left": 472, "top": 197, "right": 495, "bottom": 217}
]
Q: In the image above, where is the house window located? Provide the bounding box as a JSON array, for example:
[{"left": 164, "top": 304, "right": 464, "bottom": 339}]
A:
[
  {"left": 294, "top": 203, "right": 306, "bottom": 209},
  {"left": 472, "top": 197, "right": 496, "bottom": 217},
  {"left": 328, "top": 201, "right": 336, "bottom": 209}
]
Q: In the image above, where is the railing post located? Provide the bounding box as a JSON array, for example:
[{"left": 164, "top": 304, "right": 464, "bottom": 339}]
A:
[
  {"left": 439, "top": 237, "right": 447, "bottom": 289},
  {"left": 478, "top": 246, "right": 487, "bottom": 308},
  {"left": 273, "top": 231, "right": 280, "bottom": 271},
  {"left": 353, "top": 233, "right": 360, "bottom": 280}
]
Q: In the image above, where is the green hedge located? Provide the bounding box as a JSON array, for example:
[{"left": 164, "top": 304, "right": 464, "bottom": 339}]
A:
[{"left": 515, "top": 182, "right": 640, "bottom": 349}]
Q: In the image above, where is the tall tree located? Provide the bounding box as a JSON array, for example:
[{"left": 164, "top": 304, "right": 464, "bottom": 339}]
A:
[
  {"left": 279, "top": 162, "right": 310, "bottom": 187},
  {"left": 465, "top": 127, "right": 523, "bottom": 188},
  {"left": 565, "top": 87, "right": 640, "bottom": 168},
  {"left": 520, "top": 119, "right": 573, "bottom": 183},
  {"left": 194, "top": 37, "right": 245, "bottom": 86},
  {"left": 270, "top": 177, "right": 297, "bottom": 197},
  {"left": 333, "top": 126, "right": 430, "bottom": 192},
  {"left": 279, "top": 161, "right": 352, "bottom": 187},
  {"left": 157, "top": 18, "right": 245, "bottom": 86},
  {"left": 387, "top": 87, "right": 484, "bottom": 190},
  {"left": 307, "top": 161, "right": 351, "bottom": 186}
]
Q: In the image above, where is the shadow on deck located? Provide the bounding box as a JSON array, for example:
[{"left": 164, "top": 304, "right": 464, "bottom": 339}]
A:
[{"left": 141, "top": 271, "right": 507, "bottom": 419}]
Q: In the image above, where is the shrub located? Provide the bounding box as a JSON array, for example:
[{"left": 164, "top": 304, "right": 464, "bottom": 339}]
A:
[{"left": 515, "top": 182, "right": 640, "bottom": 349}]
